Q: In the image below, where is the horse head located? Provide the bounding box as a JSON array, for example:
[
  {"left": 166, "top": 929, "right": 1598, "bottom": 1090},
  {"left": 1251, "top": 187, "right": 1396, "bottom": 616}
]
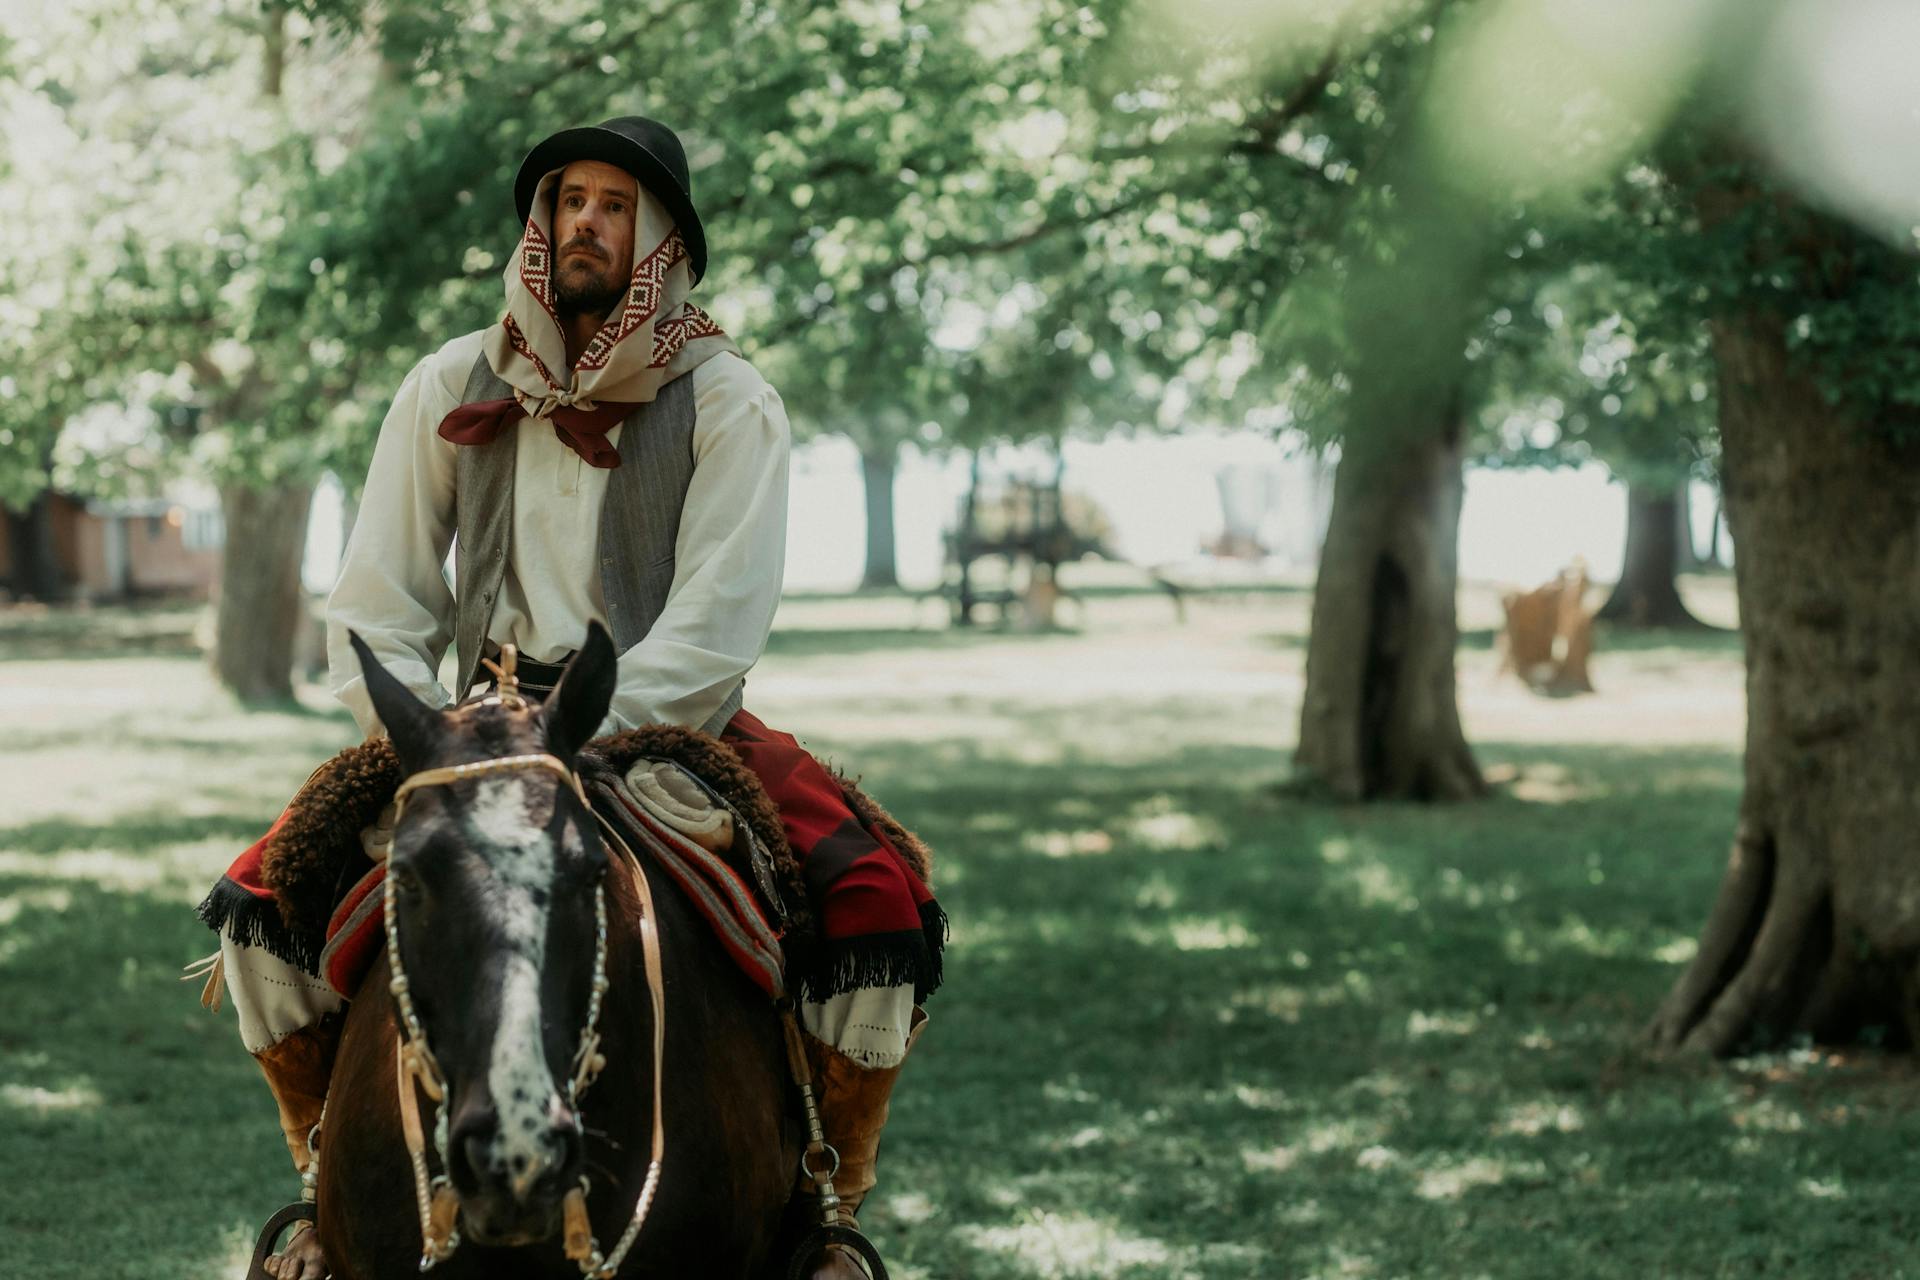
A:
[{"left": 348, "top": 624, "right": 617, "bottom": 1249}]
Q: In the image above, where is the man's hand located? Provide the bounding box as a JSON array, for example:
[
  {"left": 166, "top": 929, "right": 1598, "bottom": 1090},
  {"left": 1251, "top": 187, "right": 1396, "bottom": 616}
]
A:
[{"left": 264, "top": 1224, "right": 328, "bottom": 1280}]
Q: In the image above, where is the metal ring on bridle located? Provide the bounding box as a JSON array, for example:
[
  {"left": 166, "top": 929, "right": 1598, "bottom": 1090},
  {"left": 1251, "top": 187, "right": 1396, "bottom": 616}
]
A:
[{"left": 800, "top": 1144, "right": 841, "bottom": 1184}]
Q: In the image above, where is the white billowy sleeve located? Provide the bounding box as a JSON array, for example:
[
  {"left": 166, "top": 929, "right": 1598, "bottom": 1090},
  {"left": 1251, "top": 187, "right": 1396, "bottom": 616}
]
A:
[
  {"left": 603, "top": 359, "right": 791, "bottom": 732},
  {"left": 326, "top": 353, "right": 462, "bottom": 735}
]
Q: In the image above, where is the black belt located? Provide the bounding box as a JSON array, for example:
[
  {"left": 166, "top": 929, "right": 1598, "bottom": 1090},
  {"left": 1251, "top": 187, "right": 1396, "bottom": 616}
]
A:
[{"left": 482, "top": 647, "right": 575, "bottom": 703}]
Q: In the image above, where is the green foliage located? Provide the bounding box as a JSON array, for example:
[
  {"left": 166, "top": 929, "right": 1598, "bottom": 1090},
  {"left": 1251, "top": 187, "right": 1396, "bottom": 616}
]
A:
[
  {"left": 1626, "top": 141, "right": 1920, "bottom": 439},
  {"left": 9, "top": 0, "right": 1915, "bottom": 518},
  {"left": 1471, "top": 263, "right": 1717, "bottom": 487}
]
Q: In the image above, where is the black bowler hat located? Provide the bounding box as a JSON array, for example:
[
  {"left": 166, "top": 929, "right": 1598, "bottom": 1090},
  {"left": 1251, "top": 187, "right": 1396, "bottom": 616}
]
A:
[{"left": 514, "top": 116, "right": 708, "bottom": 284}]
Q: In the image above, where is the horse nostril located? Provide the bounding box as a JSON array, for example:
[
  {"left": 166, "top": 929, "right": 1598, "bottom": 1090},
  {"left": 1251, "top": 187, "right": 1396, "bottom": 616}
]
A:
[
  {"left": 530, "top": 1128, "right": 581, "bottom": 1200},
  {"left": 557, "top": 1122, "right": 583, "bottom": 1173},
  {"left": 459, "top": 1132, "right": 495, "bottom": 1191}
]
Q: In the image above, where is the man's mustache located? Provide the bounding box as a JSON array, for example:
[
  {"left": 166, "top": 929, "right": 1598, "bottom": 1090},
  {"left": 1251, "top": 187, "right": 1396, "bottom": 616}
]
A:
[{"left": 559, "top": 238, "right": 608, "bottom": 262}]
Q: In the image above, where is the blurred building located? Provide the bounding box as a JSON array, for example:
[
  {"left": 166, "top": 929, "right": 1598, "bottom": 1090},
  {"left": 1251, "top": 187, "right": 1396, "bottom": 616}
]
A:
[{"left": 0, "top": 492, "right": 222, "bottom": 602}]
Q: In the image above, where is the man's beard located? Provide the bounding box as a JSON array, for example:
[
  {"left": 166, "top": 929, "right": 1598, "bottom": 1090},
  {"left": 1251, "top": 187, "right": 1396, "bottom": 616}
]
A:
[{"left": 554, "top": 247, "right": 627, "bottom": 317}]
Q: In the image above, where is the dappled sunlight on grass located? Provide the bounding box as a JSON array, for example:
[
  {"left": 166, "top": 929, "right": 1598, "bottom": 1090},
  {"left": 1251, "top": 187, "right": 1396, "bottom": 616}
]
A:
[
  {"left": 1122, "top": 794, "right": 1227, "bottom": 853},
  {"left": 1501, "top": 760, "right": 1602, "bottom": 804},
  {"left": 1131, "top": 915, "right": 1257, "bottom": 952},
  {"left": 0, "top": 843, "right": 227, "bottom": 896},
  {"left": 1301, "top": 1115, "right": 1395, "bottom": 1156},
  {"left": 0, "top": 886, "right": 72, "bottom": 926},
  {"left": 1132, "top": 873, "right": 1180, "bottom": 910},
  {"left": 1241, "top": 1143, "right": 1299, "bottom": 1173},
  {"left": 1494, "top": 1099, "right": 1587, "bottom": 1137},
  {"left": 1434, "top": 865, "right": 1521, "bottom": 909},
  {"left": 1730, "top": 1096, "right": 1808, "bottom": 1132},
  {"left": 1220, "top": 979, "right": 1358, "bottom": 1025},
  {"left": 884, "top": 1190, "right": 937, "bottom": 1225},
  {"left": 1230, "top": 1082, "right": 1287, "bottom": 1111},
  {"left": 1320, "top": 837, "right": 1422, "bottom": 914},
  {"left": 963, "top": 1211, "right": 1174, "bottom": 1276},
  {"left": 1, "top": 1080, "right": 105, "bottom": 1114},
  {"left": 1543, "top": 913, "right": 1655, "bottom": 958},
  {"left": 1024, "top": 827, "right": 1116, "bottom": 857},
  {"left": 1406, "top": 1008, "right": 1481, "bottom": 1039},
  {"left": 198, "top": 1225, "right": 256, "bottom": 1280},
  {"left": 1652, "top": 934, "right": 1699, "bottom": 964},
  {"left": 1413, "top": 1154, "right": 1545, "bottom": 1201}
]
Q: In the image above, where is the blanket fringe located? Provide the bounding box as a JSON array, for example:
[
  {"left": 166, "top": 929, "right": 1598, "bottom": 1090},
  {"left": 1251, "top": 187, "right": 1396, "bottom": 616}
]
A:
[
  {"left": 195, "top": 877, "right": 322, "bottom": 976},
  {"left": 799, "top": 902, "right": 947, "bottom": 1006}
]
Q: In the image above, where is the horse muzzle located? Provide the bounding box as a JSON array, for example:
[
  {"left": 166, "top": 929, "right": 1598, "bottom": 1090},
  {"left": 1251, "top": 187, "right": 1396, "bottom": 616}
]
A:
[{"left": 449, "top": 1109, "right": 583, "bottom": 1246}]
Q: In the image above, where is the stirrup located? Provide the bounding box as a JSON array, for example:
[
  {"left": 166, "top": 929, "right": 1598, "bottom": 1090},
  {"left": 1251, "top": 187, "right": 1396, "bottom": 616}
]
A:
[
  {"left": 785, "top": 1222, "right": 888, "bottom": 1280},
  {"left": 245, "top": 1202, "right": 317, "bottom": 1280}
]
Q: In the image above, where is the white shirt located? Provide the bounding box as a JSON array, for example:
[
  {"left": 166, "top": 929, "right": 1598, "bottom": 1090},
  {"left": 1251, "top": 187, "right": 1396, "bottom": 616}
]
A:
[{"left": 326, "top": 329, "right": 790, "bottom": 736}]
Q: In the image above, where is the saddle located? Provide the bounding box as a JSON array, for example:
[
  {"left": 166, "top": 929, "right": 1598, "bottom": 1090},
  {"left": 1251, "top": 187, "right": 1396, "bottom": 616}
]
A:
[{"left": 250, "top": 727, "right": 821, "bottom": 1001}]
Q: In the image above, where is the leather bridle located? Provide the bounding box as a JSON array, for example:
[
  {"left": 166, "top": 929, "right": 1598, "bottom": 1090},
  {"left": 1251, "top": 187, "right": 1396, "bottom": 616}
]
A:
[{"left": 383, "top": 746, "right": 668, "bottom": 1277}]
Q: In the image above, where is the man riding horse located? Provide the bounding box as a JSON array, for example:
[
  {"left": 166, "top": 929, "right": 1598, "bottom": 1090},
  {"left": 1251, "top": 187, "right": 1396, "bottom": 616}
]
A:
[{"left": 198, "top": 116, "right": 941, "bottom": 1279}]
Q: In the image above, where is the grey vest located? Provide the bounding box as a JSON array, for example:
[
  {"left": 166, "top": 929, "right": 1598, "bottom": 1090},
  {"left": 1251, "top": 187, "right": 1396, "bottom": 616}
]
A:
[{"left": 450, "top": 355, "right": 745, "bottom": 733}]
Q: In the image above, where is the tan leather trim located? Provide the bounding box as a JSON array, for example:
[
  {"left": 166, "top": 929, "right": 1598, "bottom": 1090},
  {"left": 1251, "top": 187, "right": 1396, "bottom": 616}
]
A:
[{"left": 253, "top": 1016, "right": 342, "bottom": 1174}]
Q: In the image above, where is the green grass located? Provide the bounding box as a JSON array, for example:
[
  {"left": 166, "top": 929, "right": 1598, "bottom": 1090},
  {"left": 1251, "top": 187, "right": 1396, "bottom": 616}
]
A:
[{"left": 1, "top": 602, "right": 1915, "bottom": 1279}]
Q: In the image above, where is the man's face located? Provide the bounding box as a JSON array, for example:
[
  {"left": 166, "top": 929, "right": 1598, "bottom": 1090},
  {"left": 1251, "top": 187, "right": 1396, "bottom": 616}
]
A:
[{"left": 551, "top": 160, "right": 639, "bottom": 317}]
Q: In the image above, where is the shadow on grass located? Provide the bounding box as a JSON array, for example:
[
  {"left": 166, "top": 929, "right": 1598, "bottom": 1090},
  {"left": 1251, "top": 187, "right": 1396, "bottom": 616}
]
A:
[
  {"left": 843, "top": 735, "right": 1915, "bottom": 1279},
  {"left": 0, "top": 876, "right": 289, "bottom": 1280},
  {"left": 0, "top": 603, "right": 205, "bottom": 662},
  {"left": 6, "top": 731, "right": 1916, "bottom": 1280},
  {"left": 764, "top": 626, "right": 1082, "bottom": 660},
  {"left": 0, "top": 812, "right": 268, "bottom": 856},
  {"left": 1591, "top": 622, "right": 1743, "bottom": 653},
  {"left": 1455, "top": 626, "right": 1743, "bottom": 658}
]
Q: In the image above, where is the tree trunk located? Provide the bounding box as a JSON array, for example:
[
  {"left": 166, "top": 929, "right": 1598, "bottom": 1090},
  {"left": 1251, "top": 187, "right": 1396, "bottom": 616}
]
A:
[
  {"left": 1596, "top": 481, "right": 1706, "bottom": 627},
  {"left": 1648, "top": 312, "right": 1920, "bottom": 1055},
  {"left": 214, "top": 482, "right": 313, "bottom": 702},
  {"left": 5, "top": 492, "right": 69, "bottom": 602},
  {"left": 953, "top": 449, "right": 980, "bottom": 627},
  {"left": 859, "top": 442, "right": 899, "bottom": 590},
  {"left": 1294, "top": 403, "right": 1485, "bottom": 802}
]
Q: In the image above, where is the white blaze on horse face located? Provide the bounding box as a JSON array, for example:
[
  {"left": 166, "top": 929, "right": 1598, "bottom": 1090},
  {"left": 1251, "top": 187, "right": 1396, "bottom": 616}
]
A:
[{"left": 469, "top": 776, "right": 566, "bottom": 1195}]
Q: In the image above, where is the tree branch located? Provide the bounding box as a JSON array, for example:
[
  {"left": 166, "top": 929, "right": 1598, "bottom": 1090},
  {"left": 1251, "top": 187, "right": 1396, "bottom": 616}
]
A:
[{"left": 745, "top": 181, "right": 1183, "bottom": 353}]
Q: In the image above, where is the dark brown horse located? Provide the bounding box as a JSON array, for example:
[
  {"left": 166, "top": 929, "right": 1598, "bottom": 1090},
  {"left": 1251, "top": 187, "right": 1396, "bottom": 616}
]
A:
[{"left": 313, "top": 626, "right": 799, "bottom": 1278}]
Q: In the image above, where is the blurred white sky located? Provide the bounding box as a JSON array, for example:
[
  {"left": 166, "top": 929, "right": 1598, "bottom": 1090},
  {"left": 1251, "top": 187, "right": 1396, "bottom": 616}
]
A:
[{"left": 306, "top": 438, "right": 1721, "bottom": 597}]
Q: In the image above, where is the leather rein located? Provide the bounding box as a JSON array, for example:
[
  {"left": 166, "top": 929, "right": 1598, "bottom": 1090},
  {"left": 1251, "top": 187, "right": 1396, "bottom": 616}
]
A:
[{"left": 382, "top": 742, "right": 668, "bottom": 1277}]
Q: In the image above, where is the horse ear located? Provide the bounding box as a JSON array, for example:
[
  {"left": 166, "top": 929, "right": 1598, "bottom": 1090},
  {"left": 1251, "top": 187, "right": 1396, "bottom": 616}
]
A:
[
  {"left": 349, "top": 631, "right": 442, "bottom": 768},
  {"left": 545, "top": 621, "right": 617, "bottom": 760}
]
